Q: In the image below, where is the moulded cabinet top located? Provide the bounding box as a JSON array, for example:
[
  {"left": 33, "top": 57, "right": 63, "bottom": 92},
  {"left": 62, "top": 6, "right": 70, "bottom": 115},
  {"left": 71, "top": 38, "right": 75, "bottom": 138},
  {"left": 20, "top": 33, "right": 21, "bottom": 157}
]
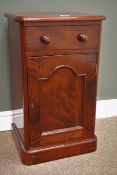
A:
[{"left": 5, "top": 12, "right": 105, "bottom": 22}]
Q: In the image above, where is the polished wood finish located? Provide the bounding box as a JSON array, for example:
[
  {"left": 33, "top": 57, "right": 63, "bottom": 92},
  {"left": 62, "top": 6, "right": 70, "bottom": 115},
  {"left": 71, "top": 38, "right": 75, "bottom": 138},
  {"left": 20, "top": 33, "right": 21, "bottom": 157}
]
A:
[
  {"left": 26, "top": 25, "right": 100, "bottom": 53},
  {"left": 5, "top": 12, "right": 105, "bottom": 22},
  {"left": 12, "top": 123, "right": 97, "bottom": 165},
  {"left": 78, "top": 34, "right": 88, "bottom": 42},
  {"left": 5, "top": 12, "right": 105, "bottom": 165},
  {"left": 40, "top": 35, "right": 51, "bottom": 45}
]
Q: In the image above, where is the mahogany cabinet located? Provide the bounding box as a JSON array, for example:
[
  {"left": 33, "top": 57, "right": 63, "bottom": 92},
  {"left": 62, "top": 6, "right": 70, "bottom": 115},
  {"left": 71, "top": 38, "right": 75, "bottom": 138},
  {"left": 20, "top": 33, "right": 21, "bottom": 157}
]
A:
[{"left": 5, "top": 12, "right": 105, "bottom": 165}]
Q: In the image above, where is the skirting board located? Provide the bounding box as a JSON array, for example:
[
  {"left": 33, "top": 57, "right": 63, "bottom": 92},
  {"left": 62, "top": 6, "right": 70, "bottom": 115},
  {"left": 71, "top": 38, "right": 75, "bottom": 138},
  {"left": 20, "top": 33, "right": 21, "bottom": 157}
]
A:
[
  {"left": 0, "top": 99, "right": 117, "bottom": 131},
  {"left": 0, "top": 109, "right": 23, "bottom": 131},
  {"left": 96, "top": 99, "right": 117, "bottom": 118}
]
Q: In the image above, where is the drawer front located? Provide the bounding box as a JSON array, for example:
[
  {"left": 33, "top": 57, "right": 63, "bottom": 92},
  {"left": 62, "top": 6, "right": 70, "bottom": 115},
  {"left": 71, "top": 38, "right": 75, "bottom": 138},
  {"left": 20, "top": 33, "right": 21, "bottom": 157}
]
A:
[{"left": 26, "top": 25, "right": 100, "bottom": 53}]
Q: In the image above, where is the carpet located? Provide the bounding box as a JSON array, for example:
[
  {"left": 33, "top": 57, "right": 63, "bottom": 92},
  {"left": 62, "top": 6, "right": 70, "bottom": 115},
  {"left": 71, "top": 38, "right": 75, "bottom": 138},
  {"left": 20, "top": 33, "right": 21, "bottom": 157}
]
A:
[{"left": 0, "top": 117, "right": 117, "bottom": 175}]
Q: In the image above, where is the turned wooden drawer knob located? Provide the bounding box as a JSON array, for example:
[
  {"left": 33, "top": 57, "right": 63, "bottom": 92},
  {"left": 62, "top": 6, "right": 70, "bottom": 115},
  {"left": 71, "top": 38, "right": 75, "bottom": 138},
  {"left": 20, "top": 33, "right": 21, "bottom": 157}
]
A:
[
  {"left": 40, "top": 35, "right": 50, "bottom": 44},
  {"left": 77, "top": 34, "right": 88, "bottom": 42}
]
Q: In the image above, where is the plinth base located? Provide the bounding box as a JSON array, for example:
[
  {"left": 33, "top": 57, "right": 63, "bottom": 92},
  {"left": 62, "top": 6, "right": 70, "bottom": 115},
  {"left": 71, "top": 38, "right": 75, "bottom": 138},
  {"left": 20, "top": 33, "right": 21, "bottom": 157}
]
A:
[{"left": 12, "top": 123, "right": 97, "bottom": 165}]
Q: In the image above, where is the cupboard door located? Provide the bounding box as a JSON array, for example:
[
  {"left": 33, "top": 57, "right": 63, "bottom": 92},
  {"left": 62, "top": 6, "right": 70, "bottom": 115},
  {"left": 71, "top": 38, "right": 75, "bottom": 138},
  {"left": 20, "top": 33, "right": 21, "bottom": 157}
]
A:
[{"left": 27, "top": 53, "right": 97, "bottom": 147}]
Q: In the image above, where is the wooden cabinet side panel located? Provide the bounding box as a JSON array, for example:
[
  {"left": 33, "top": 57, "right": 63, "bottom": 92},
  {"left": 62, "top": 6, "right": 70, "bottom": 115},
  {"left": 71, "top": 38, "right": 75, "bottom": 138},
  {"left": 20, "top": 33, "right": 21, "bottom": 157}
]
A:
[
  {"left": 8, "top": 18, "right": 24, "bottom": 140},
  {"left": 8, "top": 18, "right": 30, "bottom": 149},
  {"left": 8, "top": 18, "right": 23, "bottom": 110}
]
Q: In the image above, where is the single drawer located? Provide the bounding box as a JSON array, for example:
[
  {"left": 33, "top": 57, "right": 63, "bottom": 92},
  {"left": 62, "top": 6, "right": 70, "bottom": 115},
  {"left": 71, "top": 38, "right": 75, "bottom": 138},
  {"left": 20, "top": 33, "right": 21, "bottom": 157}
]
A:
[{"left": 26, "top": 25, "right": 100, "bottom": 52}]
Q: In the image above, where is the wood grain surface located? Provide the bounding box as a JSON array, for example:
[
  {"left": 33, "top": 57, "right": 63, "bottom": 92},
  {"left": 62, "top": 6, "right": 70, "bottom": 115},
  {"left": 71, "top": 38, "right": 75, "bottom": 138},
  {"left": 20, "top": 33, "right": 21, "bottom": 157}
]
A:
[{"left": 5, "top": 12, "right": 105, "bottom": 165}]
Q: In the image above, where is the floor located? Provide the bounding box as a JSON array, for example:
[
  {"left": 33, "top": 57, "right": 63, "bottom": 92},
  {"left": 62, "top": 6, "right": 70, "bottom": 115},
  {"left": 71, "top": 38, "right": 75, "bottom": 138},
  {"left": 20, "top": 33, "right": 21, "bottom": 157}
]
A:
[{"left": 0, "top": 117, "right": 117, "bottom": 175}]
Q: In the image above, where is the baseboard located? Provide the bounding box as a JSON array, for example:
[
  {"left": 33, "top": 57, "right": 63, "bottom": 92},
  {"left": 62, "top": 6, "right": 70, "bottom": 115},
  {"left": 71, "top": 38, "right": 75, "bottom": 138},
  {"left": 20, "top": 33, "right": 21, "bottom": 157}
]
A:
[
  {"left": 0, "top": 99, "right": 117, "bottom": 131},
  {"left": 0, "top": 109, "right": 23, "bottom": 131},
  {"left": 96, "top": 99, "right": 117, "bottom": 118}
]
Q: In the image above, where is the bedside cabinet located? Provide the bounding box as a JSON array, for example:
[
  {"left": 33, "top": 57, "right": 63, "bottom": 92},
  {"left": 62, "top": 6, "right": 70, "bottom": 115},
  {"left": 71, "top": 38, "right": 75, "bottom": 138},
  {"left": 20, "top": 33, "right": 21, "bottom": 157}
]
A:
[{"left": 5, "top": 12, "right": 105, "bottom": 165}]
